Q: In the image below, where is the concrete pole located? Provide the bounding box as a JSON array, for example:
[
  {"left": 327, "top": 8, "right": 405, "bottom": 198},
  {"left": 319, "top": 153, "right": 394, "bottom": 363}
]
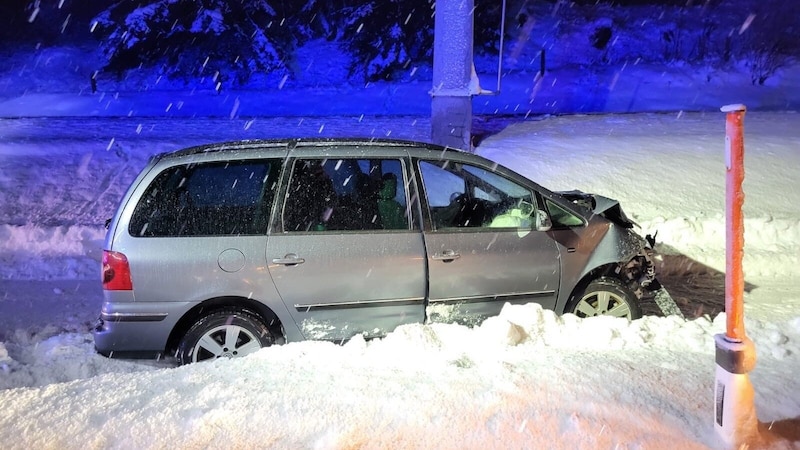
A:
[
  {"left": 714, "top": 104, "right": 759, "bottom": 448},
  {"left": 431, "top": 0, "right": 474, "bottom": 151}
]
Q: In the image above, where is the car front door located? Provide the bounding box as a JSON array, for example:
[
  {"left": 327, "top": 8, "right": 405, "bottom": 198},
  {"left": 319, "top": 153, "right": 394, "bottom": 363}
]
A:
[
  {"left": 416, "top": 159, "right": 562, "bottom": 326},
  {"left": 266, "top": 152, "right": 427, "bottom": 341}
]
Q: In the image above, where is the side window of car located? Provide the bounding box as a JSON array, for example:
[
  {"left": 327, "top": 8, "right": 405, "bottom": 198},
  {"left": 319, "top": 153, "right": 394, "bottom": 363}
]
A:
[
  {"left": 129, "top": 159, "right": 278, "bottom": 237},
  {"left": 546, "top": 199, "right": 585, "bottom": 227},
  {"left": 282, "top": 158, "right": 409, "bottom": 232},
  {"left": 419, "top": 160, "right": 535, "bottom": 230}
]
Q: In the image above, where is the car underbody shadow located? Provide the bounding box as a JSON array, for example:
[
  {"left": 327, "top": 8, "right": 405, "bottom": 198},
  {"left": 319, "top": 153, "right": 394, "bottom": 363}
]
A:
[{"left": 639, "top": 250, "right": 757, "bottom": 320}]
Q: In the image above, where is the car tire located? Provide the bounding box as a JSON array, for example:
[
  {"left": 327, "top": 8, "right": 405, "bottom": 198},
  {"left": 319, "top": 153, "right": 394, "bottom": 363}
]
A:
[
  {"left": 177, "top": 309, "right": 274, "bottom": 365},
  {"left": 566, "top": 277, "right": 642, "bottom": 320}
]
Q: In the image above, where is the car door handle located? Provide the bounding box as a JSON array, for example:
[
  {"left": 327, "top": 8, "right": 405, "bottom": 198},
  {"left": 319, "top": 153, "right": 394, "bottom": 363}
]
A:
[
  {"left": 271, "top": 254, "right": 305, "bottom": 266},
  {"left": 431, "top": 250, "right": 461, "bottom": 262}
]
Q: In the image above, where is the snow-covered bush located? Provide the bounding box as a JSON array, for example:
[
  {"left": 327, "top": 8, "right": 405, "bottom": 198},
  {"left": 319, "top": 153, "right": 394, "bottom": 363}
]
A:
[
  {"left": 745, "top": 40, "right": 792, "bottom": 85},
  {"left": 737, "top": 4, "right": 799, "bottom": 85}
]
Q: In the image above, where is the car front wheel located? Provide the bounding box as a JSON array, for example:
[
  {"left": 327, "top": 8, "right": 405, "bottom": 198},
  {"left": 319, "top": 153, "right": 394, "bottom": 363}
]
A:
[
  {"left": 567, "top": 277, "right": 642, "bottom": 320},
  {"left": 177, "top": 309, "right": 274, "bottom": 364}
]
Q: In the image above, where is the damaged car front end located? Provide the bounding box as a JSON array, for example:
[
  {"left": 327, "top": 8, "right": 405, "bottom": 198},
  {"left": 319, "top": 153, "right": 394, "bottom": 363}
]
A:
[{"left": 550, "top": 190, "right": 680, "bottom": 319}]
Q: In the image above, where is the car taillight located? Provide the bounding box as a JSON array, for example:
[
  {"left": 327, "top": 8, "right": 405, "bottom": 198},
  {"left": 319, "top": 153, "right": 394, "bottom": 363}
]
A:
[{"left": 102, "top": 250, "right": 133, "bottom": 290}]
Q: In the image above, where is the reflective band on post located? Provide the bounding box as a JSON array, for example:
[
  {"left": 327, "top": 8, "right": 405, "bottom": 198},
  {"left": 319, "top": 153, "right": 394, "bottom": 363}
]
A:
[{"left": 714, "top": 334, "right": 756, "bottom": 375}]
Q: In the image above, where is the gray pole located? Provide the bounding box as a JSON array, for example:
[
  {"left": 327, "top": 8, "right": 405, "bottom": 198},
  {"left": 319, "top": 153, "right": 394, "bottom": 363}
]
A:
[{"left": 431, "top": 0, "right": 475, "bottom": 151}]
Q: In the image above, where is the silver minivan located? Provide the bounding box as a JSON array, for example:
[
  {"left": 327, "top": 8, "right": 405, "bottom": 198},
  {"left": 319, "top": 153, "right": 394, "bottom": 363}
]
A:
[{"left": 96, "top": 138, "right": 661, "bottom": 364}]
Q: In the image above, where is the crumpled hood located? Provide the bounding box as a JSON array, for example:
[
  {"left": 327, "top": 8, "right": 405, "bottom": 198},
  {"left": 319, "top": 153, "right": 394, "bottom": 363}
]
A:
[{"left": 556, "top": 190, "right": 637, "bottom": 228}]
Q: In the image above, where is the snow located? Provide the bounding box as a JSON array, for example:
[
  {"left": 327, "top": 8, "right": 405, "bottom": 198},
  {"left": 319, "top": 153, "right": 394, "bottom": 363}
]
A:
[{"left": 1, "top": 7, "right": 800, "bottom": 450}]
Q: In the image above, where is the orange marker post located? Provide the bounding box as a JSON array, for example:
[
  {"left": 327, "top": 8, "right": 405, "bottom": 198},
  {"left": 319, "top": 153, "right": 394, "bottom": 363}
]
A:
[
  {"left": 724, "top": 104, "right": 746, "bottom": 342},
  {"left": 714, "top": 104, "right": 758, "bottom": 448}
]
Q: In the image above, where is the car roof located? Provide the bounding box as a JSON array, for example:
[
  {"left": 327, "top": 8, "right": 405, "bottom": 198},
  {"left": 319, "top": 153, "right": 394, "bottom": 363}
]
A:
[
  {"left": 161, "top": 138, "right": 457, "bottom": 160},
  {"left": 158, "top": 138, "right": 515, "bottom": 180}
]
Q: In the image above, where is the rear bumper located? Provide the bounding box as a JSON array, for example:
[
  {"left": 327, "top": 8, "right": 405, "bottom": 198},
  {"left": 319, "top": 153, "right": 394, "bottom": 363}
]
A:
[{"left": 93, "top": 300, "right": 192, "bottom": 357}]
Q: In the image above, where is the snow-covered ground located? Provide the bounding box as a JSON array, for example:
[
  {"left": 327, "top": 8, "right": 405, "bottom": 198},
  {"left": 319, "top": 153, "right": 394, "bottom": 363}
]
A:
[{"left": 1, "top": 108, "right": 799, "bottom": 448}]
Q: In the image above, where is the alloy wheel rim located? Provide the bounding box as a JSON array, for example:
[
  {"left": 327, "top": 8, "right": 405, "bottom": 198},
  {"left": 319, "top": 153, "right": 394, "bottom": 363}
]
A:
[
  {"left": 575, "top": 290, "right": 632, "bottom": 319},
  {"left": 191, "top": 324, "right": 262, "bottom": 362}
]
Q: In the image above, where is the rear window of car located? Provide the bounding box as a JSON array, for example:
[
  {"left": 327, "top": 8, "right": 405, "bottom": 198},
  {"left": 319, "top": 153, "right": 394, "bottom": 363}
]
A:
[{"left": 129, "top": 159, "right": 279, "bottom": 237}]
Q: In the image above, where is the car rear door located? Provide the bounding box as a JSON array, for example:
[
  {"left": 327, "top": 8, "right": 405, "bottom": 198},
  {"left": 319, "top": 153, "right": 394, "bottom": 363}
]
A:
[
  {"left": 415, "top": 157, "right": 562, "bottom": 326},
  {"left": 266, "top": 147, "right": 427, "bottom": 341}
]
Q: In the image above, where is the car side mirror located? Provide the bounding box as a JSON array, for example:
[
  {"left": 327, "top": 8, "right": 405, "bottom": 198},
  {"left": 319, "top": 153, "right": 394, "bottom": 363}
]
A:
[{"left": 534, "top": 209, "right": 552, "bottom": 232}]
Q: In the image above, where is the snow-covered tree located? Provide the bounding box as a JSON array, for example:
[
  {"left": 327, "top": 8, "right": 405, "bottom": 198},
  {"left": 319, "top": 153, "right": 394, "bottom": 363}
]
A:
[
  {"left": 90, "top": 0, "right": 513, "bottom": 85},
  {"left": 298, "top": 0, "right": 346, "bottom": 41},
  {"left": 91, "top": 0, "right": 305, "bottom": 85},
  {"left": 338, "top": 0, "right": 502, "bottom": 82},
  {"left": 337, "top": 0, "right": 435, "bottom": 82}
]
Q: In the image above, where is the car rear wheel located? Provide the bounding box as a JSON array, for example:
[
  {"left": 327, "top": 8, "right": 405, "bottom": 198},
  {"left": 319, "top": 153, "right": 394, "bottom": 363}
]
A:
[
  {"left": 567, "top": 277, "right": 642, "bottom": 320},
  {"left": 177, "top": 309, "right": 274, "bottom": 365}
]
